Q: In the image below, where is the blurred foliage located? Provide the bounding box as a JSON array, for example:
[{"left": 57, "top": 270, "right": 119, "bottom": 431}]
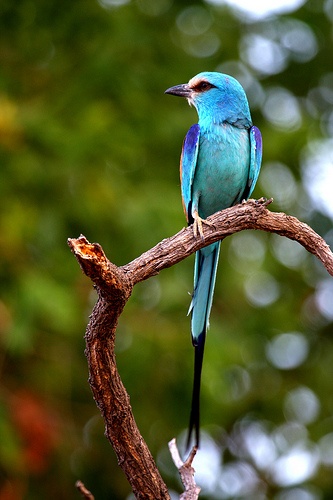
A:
[{"left": 0, "top": 0, "right": 333, "bottom": 498}]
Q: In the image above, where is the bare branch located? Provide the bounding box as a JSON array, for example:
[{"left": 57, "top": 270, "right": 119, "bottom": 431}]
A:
[
  {"left": 68, "top": 238, "right": 170, "bottom": 500},
  {"left": 68, "top": 199, "right": 333, "bottom": 499},
  {"left": 76, "top": 480, "right": 95, "bottom": 500},
  {"left": 169, "top": 439, "right": 201, "bottom": 500},
  {"left": 123, "top": 199, "right": 333, "bottom": 283}
]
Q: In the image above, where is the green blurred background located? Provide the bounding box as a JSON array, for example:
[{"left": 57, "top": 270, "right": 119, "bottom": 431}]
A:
[{"left": 1, "top": 0, "right": 333, "bottom": 498}]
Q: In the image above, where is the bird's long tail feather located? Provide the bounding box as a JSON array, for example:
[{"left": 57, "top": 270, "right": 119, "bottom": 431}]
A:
[
  {"left": 187, "top": 241, "right": 221, "bottom": 449},
  {"left": 187, "top": 334, "right": 205, "bottom": 449}
]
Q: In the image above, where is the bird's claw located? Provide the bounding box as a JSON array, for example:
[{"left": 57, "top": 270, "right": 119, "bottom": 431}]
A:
[{"left": 192, "top": 211, "right": 213, "bottom": 240}]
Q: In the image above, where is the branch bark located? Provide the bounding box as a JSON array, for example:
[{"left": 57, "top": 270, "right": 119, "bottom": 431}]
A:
[{"left": 68, "top": 199, "right": 333, "bottom": 499}]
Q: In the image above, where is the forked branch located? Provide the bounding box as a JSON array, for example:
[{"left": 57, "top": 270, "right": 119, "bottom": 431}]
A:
[{"left": 68, "top": 199, "right": 333, "bottom": 499}]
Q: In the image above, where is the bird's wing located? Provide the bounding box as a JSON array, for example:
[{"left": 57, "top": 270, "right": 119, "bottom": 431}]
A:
[
  {"left": 243, "top": 125, "right": 262, "bottom": 199},
  {"left": 180, "top": 123, "right": 200, "bottom": 223}
]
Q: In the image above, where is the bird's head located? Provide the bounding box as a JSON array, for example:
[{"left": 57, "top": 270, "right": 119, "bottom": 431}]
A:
[{"left": 165, "top": 71, "right": 252, "bottom": 128}]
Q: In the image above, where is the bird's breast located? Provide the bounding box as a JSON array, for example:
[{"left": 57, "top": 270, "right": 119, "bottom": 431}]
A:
[{"left": 193, "top": 124, "right": 250, "bottom": 219}]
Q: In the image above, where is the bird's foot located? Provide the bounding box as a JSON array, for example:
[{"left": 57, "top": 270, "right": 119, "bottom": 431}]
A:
[{"left": 192, "top": 210, "right": 213, "bottom": 240}]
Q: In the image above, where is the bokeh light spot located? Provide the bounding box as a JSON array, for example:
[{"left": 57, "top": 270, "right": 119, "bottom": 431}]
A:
[
  {"left": 176, "top": 6, "right": 213, "bottom": 36},
  {"left": 241, "top": 35, "right": 287, "bottom": 75},
  {"left": 284, "top": 387, "right": 320, "bottom": 425},
  {"left": 229, "top": 232, "right": 266, "bottom": 274},
  {"left": 266, "top": 332, "right": 309, "bottom": 370},
  {"left": 301, "top": 139, "right": 333, "bottom": 219},
  {"left": 244, "top": 271, "right": 280, "bottom": 307},
  {"left": 269, "top": 445, "right": 319, "bottom": 486},
  {"left": 262, "top": 88, "right": 302, "bottom": 130},
  {"left": 259, "top": 162, "right": 298, "bottom": 211},
  {"left": 205, "top": 0, "right": 306, "bottom": 21},
  {"left": 279, "top": 19, "right": 318, "bottom": 62},
  {"left": 314, "top": 279, "right": 333, "bottom": 321},
  {"left": 271, "top": 235, "right": 308, "bottom": 270}
]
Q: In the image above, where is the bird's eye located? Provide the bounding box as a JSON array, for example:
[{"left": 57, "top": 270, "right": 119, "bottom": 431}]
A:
[{"left": 194, "top": 81, "right": 213, "bottom": 92}]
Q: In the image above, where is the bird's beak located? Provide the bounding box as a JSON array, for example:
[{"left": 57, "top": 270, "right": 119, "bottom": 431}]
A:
[{"left": 165, "top": 83, "right": 192, "bottom": 98}]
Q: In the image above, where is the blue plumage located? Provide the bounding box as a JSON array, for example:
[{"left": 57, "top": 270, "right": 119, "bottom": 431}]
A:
[{"left": 165, "top": 72, "right": 262, "bottom": 448}]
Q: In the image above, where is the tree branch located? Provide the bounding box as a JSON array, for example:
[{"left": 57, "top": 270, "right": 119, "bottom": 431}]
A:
[
  {"left": 123, "top": 198, "right": 333, "bottom": 282},
  {"left": 169, "top": 439, "right": 201, "bottom": 499},
  {"left": 68, "top": 239, "right": 170, "bottom": 499},
  {"left": 76, "top": 481, "right": 95, "bottom": 500},
  {"left": 68, "top": 199, "right": 333, "bottom": 499}
]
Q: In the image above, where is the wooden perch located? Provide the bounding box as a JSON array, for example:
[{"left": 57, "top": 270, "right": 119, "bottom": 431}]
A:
[{"left": 68, "top": 199, "right": 333, "bottom": 499}]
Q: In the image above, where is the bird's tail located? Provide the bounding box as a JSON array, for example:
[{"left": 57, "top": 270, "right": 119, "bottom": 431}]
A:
[{"left": 187, "top": 241, "right": 221, "bottom": 449}]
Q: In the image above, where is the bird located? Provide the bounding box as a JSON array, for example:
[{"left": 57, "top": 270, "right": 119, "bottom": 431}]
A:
[{"left": 165, "top": 72, "right": 262, "bottom": 449}]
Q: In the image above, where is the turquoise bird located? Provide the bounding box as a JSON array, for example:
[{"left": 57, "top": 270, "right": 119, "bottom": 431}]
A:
[{"left": 165, "top": 72, "right": 262, "bottom": 448}]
